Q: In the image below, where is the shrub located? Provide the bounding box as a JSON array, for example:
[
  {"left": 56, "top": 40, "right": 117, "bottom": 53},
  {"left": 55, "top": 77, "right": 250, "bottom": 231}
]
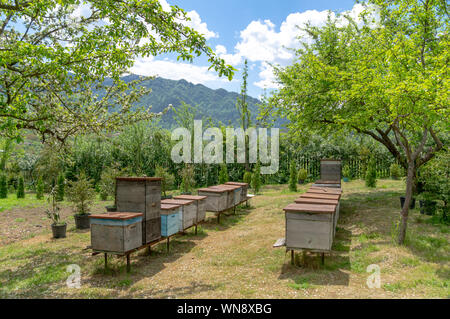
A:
[
  {"left": 180, "top": 164, "right": 195, "bottom": 193},
  {"left": 342, "top": 165, "right": 351, "bottom": 178},
  {"left": 0, "top": 175, "right": 7, "bottom": 199},
  {"left": 390, "top": 163, "right": 403, "bottom": 180},
  {"left": 56, "top": 173, "right": 65, "bottom": 201},
  {"left": 365, "top": 157, "right": 377, "bottom": 188},
  {"left": 155, "top": 165, "right": 175, "bottom": 197},
  {"left": 66, "top": 172, "right": 96, "bottom": 215},
  {"left": 298, "top": 168, "right": 308, "bottom": 182},
  {"left": 36, "top": 176, "right": 44, "bottom": 200},
  {"left": 98, "top": 167, "right": 120, "bottom": 201},
  {"left": 289, "top": 160, "right": 297, "bottom": 192},
  {"left": 218, "top": 164, "right": 229, "bottom": 184},
  {"left": 252, "top": 162, "right": 261, "bottom": 194},
  {"left": 16, "top": 176, "right": 25, "bottom": 199},
  {"left": 243, "top": 171, "right": 252, "bottom": 185}
]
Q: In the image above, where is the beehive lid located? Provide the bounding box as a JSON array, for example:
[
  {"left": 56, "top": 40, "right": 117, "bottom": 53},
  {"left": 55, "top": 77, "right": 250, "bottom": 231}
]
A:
[
  {"left": 174, "top": 195, "right": 207, "bottom": 201},
  {"left": 116, "top": 177, "right": 162, "bottom": 182},
  {"left": 309, "top": 187, "right": 342, "bottom": 195},
  {"left": 283, "top": 203, "right": 336, "bottom": 214},
  {"left": 295, "top": 197, "right": 339, "bottom": 206},
  {"left": 225, "top": 182, "right": 248, "bottom": 187},
  {"left": 161, "top": 203, "right": 181, "bottom": 214},
  {"left": 215, "top": 184, "right": 241, "bottom": 191},
  {"left": 162, "top": 198, "right": 195, "bottom": 205},
  {"left": 315, "top": 179, "right": 341, "bottom": 184},
  {"left": 301, "top": 193, "right": 341, "bottom": 200},
  {"left": 89, "top": 212, "right": 143, "bottom": 220},
  {"left": 198, "top": 187, "right": 228, "bottom": 193}
]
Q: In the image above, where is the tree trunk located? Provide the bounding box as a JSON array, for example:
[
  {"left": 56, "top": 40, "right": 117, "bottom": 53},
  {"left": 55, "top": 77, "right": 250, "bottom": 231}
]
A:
[{"left": 398, "top": 161, "right": 415, "bottom": 245}]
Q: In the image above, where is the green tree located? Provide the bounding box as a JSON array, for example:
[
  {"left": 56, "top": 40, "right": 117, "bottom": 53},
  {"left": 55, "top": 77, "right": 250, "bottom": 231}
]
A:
[
  {"left": 252, "top": 162, "right": 262, "bottom": 194},
  {"left": 56, "top": 174, "right": 65, "bottom": 202},
  {"left": 155, "top": 165, "right": 175, "bottom": 197},
  {"left": 236, "top": 60, "right": 252, "bottom": 172},
  {"left": 16, "top": 176, "right": 25, "bottom": 199},
  {"left": 66, "top": 172, "right": 96, "bottom": 216},
  {"left": 289, "top": 160, "right": 297, "bottom": 192},
  {"left": 266, "top": 0, "right": 448, "bottom": 244},
  {"left": 0, "top": 175, "right": 7, "bottom": 199},
  {"left": 0, "top": 0, "right": 234, "bottom": 143},
  {"left": 218, "top": 164, "right": 229, "bottom": 184},
  {"left": 243, "top": 171, "right": 252, "bottom": 185},
  {"left": 36, "top": 176, "right": 44, "bottom": 200},
  {"left": 365, "top": 157, "right": 377, "bottom": 188},
  {"left": 180, "top": 164, "right": 195, "bottom": 193}
]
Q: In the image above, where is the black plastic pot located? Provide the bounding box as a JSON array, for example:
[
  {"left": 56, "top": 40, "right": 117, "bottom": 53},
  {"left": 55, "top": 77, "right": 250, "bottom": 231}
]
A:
[
  {"left": 105, "top": 205, "right": 117, "bottom": 212},
  {"left": 161, "top": 195, "right": 173, "bottom": 200},
  {"left": 51, "top": 223, "right": 67, "bottom": 238},
  {"left": 419, "top": 200, "right": 437, "bottom": 216},
  {"left": 74, "top": 214, "right": 91, "bottom": 230},
  {"left": 180, "top": 192, "right": 192, "bottom": 195},
  {"left": 400, "top": 196, "right": 416, "bottom": 209},
  {"left": 298, "top": 179, "right": 305, "bottom": 184}
]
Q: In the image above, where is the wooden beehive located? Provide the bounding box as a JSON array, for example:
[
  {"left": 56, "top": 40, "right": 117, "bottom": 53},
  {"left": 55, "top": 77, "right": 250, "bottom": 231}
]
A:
[
  {"left": 309, "top": 187, "right": 342, "bottom": 195},
  {"left": 320, "top": 159, "right": 342, "bottom": 182},
  {"left": 90, "top": 212, "right": 143, "bottom": 253},
  {"left": 173, "top": 195, "right": 207, "bottom": 223},
  {"left": 115, "top": 177, "right": 162, "bottom": 245},
  {"left": 216, "top": 184, "right": 242, "bottom": 208},
  {"left": 160, "top": 204, "right": 182, "bottom": 237},
  {"left": 284, "top": 203, "right": 337, "bottom": 251},
  {"left": 161, "top": 198, "right": 196, "bottom": 231},
  {"left": 198, "top": 187, "right": 229, "bottom": 212},
  {"left": 295, "top": 196, "right": 340, "bottom": 237},
  {"left": 225, "top": 182, "right": 248, "bottom": 203}
]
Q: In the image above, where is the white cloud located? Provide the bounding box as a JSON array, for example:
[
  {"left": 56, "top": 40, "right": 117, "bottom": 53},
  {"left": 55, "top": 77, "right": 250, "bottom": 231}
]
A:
[
  {"left": 214, "top": 45, "right": 242, "bottom": 66},
  {"left": 185, "top": 10, "right": 218, "bottom": 40},
  {"left": 131, "top": 56, "right": 232, "bottom": 85},
  {"left": 230, "top": 3, "right": 368, "bottom": 89}
]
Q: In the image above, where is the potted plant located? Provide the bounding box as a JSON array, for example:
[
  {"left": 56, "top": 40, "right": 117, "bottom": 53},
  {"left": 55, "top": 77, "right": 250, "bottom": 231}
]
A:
[
  {"left": 342, "top": 165, "right": 351, "bottom": 182},
  {"left": 297, "top": 168, "right": 308, "bottom": 184},
  {"left": 400, "top": 195, "right": 416, "bottom": 210},
  {"left": 46, "top": 187, "right": 67, "bottom": 238},
  {"left": 67, "top": 172, "right": 96, "bottom": 230},
  {"left": 418, "top": 192, "right": 438, "bottom": 215}
]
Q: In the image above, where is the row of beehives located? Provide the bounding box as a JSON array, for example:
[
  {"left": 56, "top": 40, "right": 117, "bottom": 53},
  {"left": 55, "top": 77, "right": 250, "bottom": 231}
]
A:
[
  {"left": 283, "top": 184, "right": 342, "bottom": 252},
  {"left": 282, "top": 159, "right": 342, "bottom": 254},
  {"left": 89, "top": 178, "right": 249, "bottom": 254}
]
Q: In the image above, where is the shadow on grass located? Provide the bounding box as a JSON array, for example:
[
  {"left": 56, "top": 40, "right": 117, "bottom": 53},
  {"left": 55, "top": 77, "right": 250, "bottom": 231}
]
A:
[{"left": 277, "top": 228, "right": 352, "bottom": 287}]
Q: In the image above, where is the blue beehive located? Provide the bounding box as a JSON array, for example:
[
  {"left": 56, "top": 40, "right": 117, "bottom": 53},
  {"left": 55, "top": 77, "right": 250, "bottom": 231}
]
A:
[{"left": 160, "top": 204, "right": 181, "bottom": 237}]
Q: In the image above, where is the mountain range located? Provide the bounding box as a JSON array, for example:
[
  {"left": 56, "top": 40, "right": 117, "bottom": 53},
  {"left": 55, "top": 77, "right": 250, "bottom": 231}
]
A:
[{"left": 120, "top": 75, "right": 261, "bottom": 128}]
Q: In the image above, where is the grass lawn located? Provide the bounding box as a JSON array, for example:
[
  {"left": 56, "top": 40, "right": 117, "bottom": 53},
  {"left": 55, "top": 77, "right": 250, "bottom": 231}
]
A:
[{"left": 0, "top": 180, "right": 448, "bottom": 298}]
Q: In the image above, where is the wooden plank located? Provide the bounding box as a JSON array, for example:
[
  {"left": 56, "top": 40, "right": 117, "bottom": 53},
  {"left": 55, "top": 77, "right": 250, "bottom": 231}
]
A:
[
  {"left": 283, "top": 203, "right": 336, "bottom": 214},
  {"left": 309, "top": 187, "right": 342, "bottom": 194},
  {"left": 301, "top": 193, "right": 340, "bottom": 201},
  {"left": 295, "top": 197, "right": 339, "bottom": 206},
  {"left": 286, "top": 219, "right": 333, "bottom": 251},
  {"left": 89, "top": 212, "right": 143, "bottom": 220}
]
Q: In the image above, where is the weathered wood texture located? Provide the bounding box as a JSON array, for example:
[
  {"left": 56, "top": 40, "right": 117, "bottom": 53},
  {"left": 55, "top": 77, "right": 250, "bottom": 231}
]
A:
[
  {"left": 309, "top": 187, "right": 342, "bottom": 195},
  {"left": 90, "top": 213, "right": 143, "bottom": 253},
  {"left": 320, "top": 159, "right": 342, "bottom": 182},
  {"left": 115, "top": 177, "right": 162, "bottom": 245},
  {"left": 300, "top": 193, "right": 341, "bottom": 201},
  {"left": 161, "top": 199, "right": 197, "bottom": 230},
  {"left": 225, "top": 182, "right": 248, "bottom": 202},
  {"left": 198, "top": 188, "right": 229, "bottom": 212},
  {"left": 284, "top": 203, "right": 336, "bottom": 251},
  {"left": 174, "top": 195, "right": 207, "bottom": 223},
  {"left": 160, "top": 204, "right": 181, "bottom": 237}
]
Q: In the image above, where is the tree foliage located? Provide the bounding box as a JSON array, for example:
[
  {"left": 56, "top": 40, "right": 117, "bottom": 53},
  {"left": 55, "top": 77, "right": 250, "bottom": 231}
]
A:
[
  {"left": 0, "top": 0, "right": 234, "bottom": 143},
  {"left": 289, "top": 160, "right": 297, "bottom": 191},
  {"left": 266, "top": 0, "right": 448, "bottom": 243}
]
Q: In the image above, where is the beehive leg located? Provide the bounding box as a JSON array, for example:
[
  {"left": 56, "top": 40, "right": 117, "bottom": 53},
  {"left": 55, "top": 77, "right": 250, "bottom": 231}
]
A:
[
  {"left": 321, "top": 253, "right": 325, "bottom": 266},
  {"left": 291, "top": 250, "right": 294, "bottom": 265},
  {"left": 126, "top": 254, "right": 131, "bottom": 273},
  {"left": 195, "top": 225, "right": 198, "bottom": 235},
  {"left": 104, "top": 253, "right": 108, "bottom": 270},
  {"left": 166, "top": 237, "right": 170, "bottom": 253}
]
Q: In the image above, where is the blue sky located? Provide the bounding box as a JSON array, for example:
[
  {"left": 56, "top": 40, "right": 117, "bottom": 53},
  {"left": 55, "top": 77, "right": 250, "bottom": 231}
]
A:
[{"left": 130, "top": 0, "right": 361, "bottom": 98}]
